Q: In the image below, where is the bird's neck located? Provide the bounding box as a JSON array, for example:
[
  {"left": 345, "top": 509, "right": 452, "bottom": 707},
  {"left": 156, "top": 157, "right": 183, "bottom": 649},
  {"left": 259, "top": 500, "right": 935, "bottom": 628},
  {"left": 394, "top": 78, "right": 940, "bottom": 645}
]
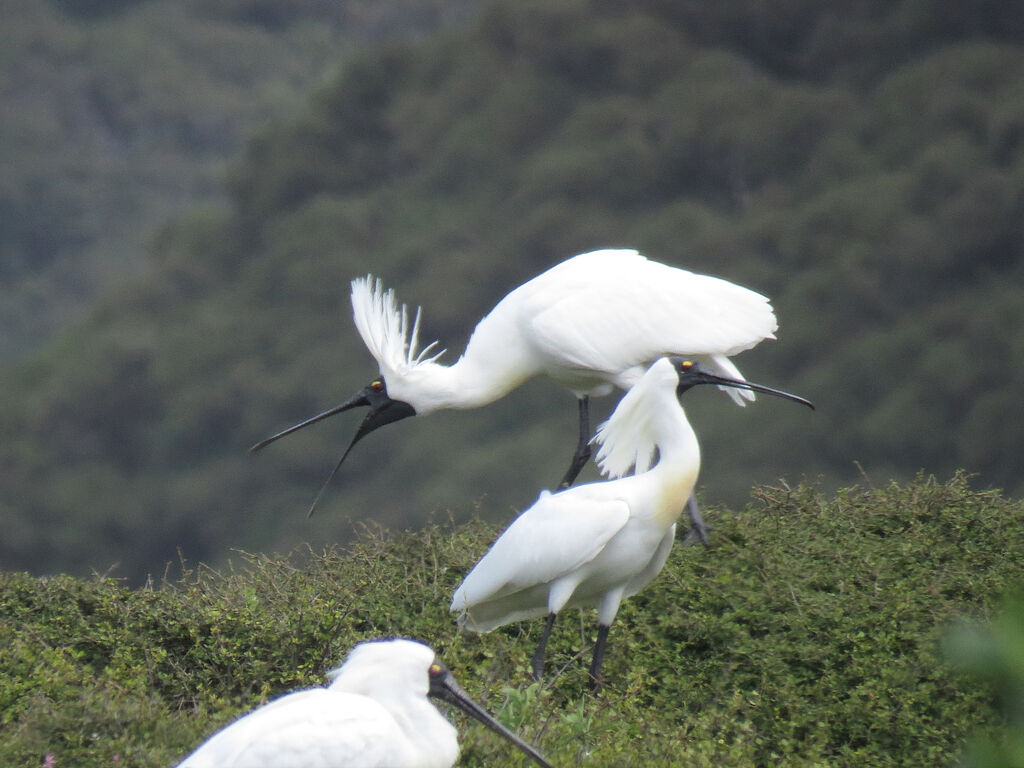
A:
[
  {"left": 383, "top": 696, "right": 460, "bottom": 768},
  {"left": 393, "top": 355, "right": 526, "bottom": 415},
  {"left": 643, "top": 403, "right": 702, "bottom": 531},
  {"left": 653, "top": 404, "right": 700, "bottom": 465}
]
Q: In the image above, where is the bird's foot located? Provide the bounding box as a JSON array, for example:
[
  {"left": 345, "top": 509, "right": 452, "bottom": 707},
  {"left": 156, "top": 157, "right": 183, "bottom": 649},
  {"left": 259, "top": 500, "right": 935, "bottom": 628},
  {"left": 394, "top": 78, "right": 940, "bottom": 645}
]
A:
[{"left": 681, "top": 522, "right": 714, "bottom": 547}]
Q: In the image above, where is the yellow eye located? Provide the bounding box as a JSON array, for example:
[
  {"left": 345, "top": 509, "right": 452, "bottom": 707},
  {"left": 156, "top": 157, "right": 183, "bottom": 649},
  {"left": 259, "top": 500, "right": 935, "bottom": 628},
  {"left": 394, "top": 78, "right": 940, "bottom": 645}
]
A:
[
  {"left": 681, "top": 360, "right": 693, "bottom": 371},
  {"left": 428, "top": 663, "right": 443, "bottom": 676},
  {"left": 371, "top": 380, "right": 384, "bottom": 392}
]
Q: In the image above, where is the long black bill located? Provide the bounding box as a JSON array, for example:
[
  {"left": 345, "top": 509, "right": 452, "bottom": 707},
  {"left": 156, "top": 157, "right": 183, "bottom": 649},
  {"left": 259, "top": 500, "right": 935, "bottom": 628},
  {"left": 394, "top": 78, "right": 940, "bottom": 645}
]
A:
[
  {"left": 249, "top": 392, "right": 371, "bottom": 453},
  {"left": 430, "top": 668, "right": 555, "bottom": 768},
  {"left": 301, "top": 396, "right": 416, "bottom": 517},
  {"left": 672, "top": 358, "right": 815, "bottom": 410},
  {"left": 250, "top": 380, "right": 417, "bottom": 516}
]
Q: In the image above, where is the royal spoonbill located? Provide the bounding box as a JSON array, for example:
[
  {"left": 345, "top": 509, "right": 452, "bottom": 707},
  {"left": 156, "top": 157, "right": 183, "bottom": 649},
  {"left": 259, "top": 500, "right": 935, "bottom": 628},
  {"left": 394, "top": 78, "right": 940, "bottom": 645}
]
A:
[
  {"left": 449, "top": 358, "right": 813, "bottom": 692},
  {"left": 252, "top": 248, "right": 780, "bottom": 531},
  {"left": 174, "top": 638, "right": 554, "bottom": 768}
]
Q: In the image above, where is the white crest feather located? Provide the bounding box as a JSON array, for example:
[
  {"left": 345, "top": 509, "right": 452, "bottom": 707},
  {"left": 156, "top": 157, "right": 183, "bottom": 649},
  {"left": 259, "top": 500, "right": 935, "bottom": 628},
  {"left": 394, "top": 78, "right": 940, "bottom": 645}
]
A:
[
  {"left": 350, "top": 276, "right": 445, "bottom": 380},
  {"left": 592, "top": 359, "right": 676, "bottom": 479}
]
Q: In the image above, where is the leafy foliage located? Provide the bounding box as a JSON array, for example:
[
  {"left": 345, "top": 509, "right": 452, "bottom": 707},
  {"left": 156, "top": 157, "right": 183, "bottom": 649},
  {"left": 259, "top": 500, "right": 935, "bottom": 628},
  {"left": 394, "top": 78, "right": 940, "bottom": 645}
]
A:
[
  {"left": 945, "top": 592, "right": 1024, "bottom": 768},
  {"left": 1, "top": 477, "right": 1020, "bottom": 766}
]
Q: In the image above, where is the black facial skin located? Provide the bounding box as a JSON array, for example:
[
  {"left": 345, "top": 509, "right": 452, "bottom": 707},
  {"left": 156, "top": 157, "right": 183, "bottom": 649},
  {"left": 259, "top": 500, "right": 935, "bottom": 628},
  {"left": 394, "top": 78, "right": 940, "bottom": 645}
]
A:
[{"left": 347, "top": 382, "right": 417, "bottom": 453}]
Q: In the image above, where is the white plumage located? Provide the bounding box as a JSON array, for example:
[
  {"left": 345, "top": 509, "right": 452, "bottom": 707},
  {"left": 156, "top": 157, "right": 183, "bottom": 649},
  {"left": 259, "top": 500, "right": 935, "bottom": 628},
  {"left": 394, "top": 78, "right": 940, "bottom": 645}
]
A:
[
  {"left": 450, "top": 358, "right": 693, "bottom": 646},
  {"left": 252, "top": 249, "right": 781, "bottom": 519},
  {"left": 350, "top": 249, "right": 776, "bottom": 414},
  {"left": 174, "top": 638, "right": 553, "bottom": 768},
  {"left": 450, "top": 358, "right": 812, "bottom": 689}
]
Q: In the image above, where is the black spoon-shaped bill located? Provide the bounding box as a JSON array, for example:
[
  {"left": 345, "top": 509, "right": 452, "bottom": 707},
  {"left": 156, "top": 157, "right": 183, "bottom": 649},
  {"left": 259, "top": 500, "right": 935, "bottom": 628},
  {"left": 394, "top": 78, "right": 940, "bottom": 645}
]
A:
[
  {"left": 250, "top": 378, "right": 417, "bottom": 515},
  {"left": 249, "top": 391, "right": 370, "bottom": 453},
  {"left": 428, "top": 663, "right": 555, "bottom": 768}
]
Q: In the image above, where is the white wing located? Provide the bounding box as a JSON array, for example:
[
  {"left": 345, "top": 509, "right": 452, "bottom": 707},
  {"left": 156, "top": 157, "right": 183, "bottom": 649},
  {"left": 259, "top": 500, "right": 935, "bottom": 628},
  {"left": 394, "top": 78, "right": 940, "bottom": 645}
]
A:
[
  {"left": 522, "top": 250, "right": 776, "bottom": 383},
  {"left": 176, "top": 689, "right": 412, "bottom": 768},
  {"left": 450, "top": 489, "right": 626, "bottom": 634},
  {"left": 624, "top": 523, "right": 676, "bottom": 598},
  {"left": 451, "top": 487, "right": 630, "bottom": 613}
]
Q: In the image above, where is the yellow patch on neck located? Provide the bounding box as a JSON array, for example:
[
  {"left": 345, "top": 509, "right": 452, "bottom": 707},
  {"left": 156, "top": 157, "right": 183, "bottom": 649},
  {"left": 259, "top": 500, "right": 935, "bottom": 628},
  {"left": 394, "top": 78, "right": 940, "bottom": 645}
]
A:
[{"left": 654, "top": 466, "right": 699, "bottom": 529}]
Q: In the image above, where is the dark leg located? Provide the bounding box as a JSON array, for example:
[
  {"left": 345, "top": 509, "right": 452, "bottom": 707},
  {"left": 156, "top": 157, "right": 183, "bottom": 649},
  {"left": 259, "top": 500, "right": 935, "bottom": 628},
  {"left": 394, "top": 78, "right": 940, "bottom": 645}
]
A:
[
  {"left": 680, "top": 491, "right": 712, "bottom": 547},
  {"left": 558, "top": 396, "right": 592, "bottom": 489},
  {"left": 588, "top": 624, "right": 611, "bottom": 693},
  {"left": 531, "top": 613, "right": 557, "bottom": 681}
]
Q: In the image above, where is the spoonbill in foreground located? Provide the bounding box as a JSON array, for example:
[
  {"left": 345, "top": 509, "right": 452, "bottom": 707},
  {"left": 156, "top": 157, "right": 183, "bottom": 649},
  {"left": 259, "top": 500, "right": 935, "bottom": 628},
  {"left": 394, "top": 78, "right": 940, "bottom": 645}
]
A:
[
  {"left": 252, "top": 248, "right": 780, "bottom": 534},
  {"left": 175, "top": 638, "right": 555, "bottom": 768},
  {"left": 450, "top": 358, "right": 813, "bottom": 692}
]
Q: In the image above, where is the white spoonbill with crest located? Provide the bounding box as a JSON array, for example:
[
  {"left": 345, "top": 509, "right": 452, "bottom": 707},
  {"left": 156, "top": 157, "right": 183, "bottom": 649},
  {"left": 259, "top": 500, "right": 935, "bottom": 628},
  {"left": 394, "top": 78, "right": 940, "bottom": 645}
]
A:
[{"left": 253, "top": 249, "right": 781, "bottom": 536}]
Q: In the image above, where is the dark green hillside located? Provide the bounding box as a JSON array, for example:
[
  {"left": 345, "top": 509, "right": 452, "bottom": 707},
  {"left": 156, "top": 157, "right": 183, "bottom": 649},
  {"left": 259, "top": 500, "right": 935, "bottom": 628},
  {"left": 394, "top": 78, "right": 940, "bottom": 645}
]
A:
[
  {"left": 0, "top": 0, "right": 477, "bottom": 362},
  {"left": 1, "top": 478, "right": 1021, "bottom": 766},
  {"left": 2, "top": 0, "right": 1024, "bottom": 580}
]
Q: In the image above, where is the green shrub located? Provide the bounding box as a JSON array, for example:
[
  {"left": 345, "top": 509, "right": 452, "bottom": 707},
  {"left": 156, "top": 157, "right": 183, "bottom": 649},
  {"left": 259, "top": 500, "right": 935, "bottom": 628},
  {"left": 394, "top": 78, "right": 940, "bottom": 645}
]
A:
[{"left": 1, "top": 476, "right": 1019, "bottom": 766}]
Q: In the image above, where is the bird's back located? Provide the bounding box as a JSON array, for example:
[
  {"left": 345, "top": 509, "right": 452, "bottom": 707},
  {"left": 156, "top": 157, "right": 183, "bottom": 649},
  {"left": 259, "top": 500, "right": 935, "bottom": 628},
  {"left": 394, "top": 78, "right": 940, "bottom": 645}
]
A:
[{"left": 464, "top": 250, "right": 777, "bottom": 396}]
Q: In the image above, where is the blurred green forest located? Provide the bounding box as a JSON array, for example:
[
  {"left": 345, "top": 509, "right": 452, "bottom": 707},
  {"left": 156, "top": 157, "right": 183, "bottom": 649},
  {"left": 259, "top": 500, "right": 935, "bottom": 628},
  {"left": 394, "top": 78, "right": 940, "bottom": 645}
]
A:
[
  {"left": 0, "top": 0, "right": 476, "bottom": 362},
  {"left": 2, "top": 0, "right": 1023, "bottom": 582}
]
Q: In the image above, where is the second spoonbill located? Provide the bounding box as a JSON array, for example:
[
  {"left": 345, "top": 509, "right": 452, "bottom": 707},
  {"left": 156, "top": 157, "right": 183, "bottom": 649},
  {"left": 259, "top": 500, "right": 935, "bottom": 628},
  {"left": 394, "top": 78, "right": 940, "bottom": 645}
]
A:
[{"left": 449, "top": 358, "right": 813, "bottom": 692}]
